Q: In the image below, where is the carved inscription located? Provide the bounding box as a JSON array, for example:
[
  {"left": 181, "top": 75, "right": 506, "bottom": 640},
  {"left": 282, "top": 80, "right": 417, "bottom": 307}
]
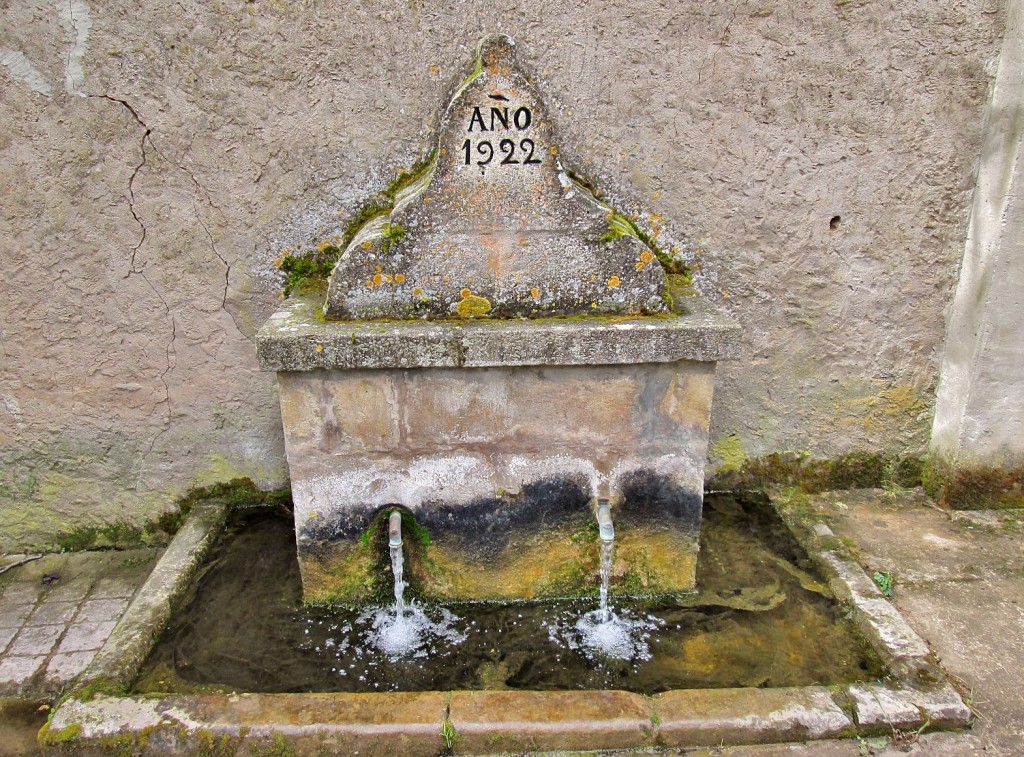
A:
[{"left": 461, "top": 95, "right": 542, "bottom": 168}]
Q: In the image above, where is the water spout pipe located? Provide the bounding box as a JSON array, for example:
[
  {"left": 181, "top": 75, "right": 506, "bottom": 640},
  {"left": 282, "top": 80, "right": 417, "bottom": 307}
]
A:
[
  {"left": 596, "top": 499, "right": 615, "bottom": 543},
  {"left": 388, "top": 511, "right": 403, "bottom": 547}
]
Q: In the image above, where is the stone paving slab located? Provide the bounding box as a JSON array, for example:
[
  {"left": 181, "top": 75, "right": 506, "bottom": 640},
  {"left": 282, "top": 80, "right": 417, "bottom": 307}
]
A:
[{"left": 0, "top": 548, "right": 159, "bottom": 698}]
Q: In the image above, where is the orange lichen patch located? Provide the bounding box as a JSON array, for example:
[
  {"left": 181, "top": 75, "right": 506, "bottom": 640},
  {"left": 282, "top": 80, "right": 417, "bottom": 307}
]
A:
[
  {"left": 607, "top": 275, "right": 621, "bottom": 288},
  {"left": 315, "top": 344, "right": 324, "bottom": 353},
  {"left": 375, "top": 264, "right": 383, "bottom": 272},
  {"left": 384, "top": 274, "right": 394, "bottom": 283},
  {"left": 460, "top": 287, "right": 472, "bottom": 298},
  {"left": 413, "top": 287, "right": 423, "bottom": 296},
  {"left": 635, "top": 250, "right": 657, "bottom": 272},
  {"left": 362, "top": 241, "right": 372, "bottom": 251},
  {"left": 530, "top": 287, "right": 540, "bottom": 299},
  {"left": 440, "top": 147, "right": 447, "bottom": 156},
  {"left": 372, "top": 273, "right": 383, "bottom": 285},
  {"left": 395, "top": 273, "right": 406, "bottom": 284}
]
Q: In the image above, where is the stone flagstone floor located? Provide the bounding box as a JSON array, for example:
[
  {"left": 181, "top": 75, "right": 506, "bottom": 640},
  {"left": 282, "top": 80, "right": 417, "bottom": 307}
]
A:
[{"left": 0, "top": 548, "right": 159, "bottom": 697}]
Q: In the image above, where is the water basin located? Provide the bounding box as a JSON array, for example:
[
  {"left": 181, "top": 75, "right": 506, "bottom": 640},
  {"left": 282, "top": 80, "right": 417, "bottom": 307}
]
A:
[{"left": 133, "top": 493, "right": 883, "bottom": 696}]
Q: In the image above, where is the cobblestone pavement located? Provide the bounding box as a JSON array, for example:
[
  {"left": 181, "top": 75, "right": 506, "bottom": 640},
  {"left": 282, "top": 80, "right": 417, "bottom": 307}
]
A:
[{"left": 0, "top": 548, "right": 160, "bottom": 699}]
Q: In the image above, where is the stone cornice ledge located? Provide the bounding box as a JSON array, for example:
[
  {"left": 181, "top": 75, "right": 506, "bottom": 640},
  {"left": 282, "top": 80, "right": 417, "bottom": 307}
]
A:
[{"left": 256, "top": 295, "right": 742, "bottom": 372}]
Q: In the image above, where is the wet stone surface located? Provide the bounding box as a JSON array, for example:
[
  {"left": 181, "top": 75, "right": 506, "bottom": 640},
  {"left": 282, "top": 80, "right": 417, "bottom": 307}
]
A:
[
  {"left": 324, "top": 34, "right": 669, "bottom": 320},
  {"left": 133, "top": 494, "right": 883, "bottom": 695}
]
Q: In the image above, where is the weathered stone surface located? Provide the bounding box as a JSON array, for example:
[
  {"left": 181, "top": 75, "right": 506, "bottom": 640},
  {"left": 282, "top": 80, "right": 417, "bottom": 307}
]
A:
[
  {"left": 0, "top": 547, "right": 157, "bottom": 697},
  {"left": 819, "top": 552, "right": 931, "bottom": 664},
  {"left": 46, "top": 692, "right": 447, "bottom": 756},
  {"left": 932, "top": 0, "right": 1024, "bottom": 471},
  {"left": 655, "top": 687, "right": 854, "bottom": 747},
  {"left": 845, "top": 682, "right": 973, "bottom": 732},
  {"left": 282, "top": 361, "right": 712, "bottom": 601},
  {"left": 258, "top": 293, "right": 742, "bottom": 371},
  {"left": 448, "top": 689, "right": 653, "bottom": 753},
  {"left": 77, "top": 502, "right": 228, "bottom": 691},
  {"left": 325, "top": 35, "right": 669, "bottom": 320},
  {"left": 846, "top": 683, "right": 928, "bottom": 731}
]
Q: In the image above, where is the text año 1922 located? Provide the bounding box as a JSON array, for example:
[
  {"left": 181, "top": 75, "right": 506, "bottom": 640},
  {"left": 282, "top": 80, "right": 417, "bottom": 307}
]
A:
[{"left": 462, "top": 104, "right": 542, "bottom": 167}]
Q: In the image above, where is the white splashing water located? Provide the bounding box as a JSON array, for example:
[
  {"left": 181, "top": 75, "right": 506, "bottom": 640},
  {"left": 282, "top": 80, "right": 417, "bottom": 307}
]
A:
[
  {"left": 552, "top": 535, "right": 661, "bottom": 661},
  {"left": 359, "top": 539, "right": 465, "bottom": 659}
]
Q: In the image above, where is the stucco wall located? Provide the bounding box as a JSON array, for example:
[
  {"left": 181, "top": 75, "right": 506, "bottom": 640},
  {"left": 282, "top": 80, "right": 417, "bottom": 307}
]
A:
[
  {"left": 932, "top": 0, "right": 1024, "bottom": 469},
  {"left": 0, "top": 0, "right": 1003, "bottom": 548}
]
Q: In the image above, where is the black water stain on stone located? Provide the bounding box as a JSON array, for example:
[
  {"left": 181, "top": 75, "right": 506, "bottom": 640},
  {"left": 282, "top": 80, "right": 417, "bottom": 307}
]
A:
[
  {"left": 417, "top": 475, "right": 591, "bottom": 558},
  {"left": 618, "top": 469, "right": 701, "bottom": 533},
  {"left": 296, "top": 477, "right": 592, "bottom": 560},
  {"left": 297, "top": 506, "right": 378, "bottom": 554}
]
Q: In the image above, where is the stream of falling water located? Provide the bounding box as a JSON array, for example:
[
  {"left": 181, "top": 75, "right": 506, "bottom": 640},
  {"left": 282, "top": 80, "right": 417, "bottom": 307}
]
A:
[
  {"left": 599, "top": 538, "right": 614, "bottom": 623},
  {"left": 361, "top": 514, "right": 464, "bottom": 659},
  {"left": 391, "top": 540, "right": 406, "bottom": 617},
  {"left": 565, "top": 513, "right": 659, "bottom": 661}
]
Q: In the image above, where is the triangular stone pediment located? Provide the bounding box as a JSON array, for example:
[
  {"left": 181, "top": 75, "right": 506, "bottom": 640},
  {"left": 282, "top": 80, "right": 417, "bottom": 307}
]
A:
[{"left": 324, "top": 35, "right": 668, "bottom": 320}]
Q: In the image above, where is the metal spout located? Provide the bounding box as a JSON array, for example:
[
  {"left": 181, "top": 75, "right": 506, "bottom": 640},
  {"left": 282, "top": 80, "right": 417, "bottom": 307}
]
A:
[
  {"left": 596, "top": 499, "right": 615, "bottom": 543},
  {"left": 388, "top": 511, "right": 403, "bottom": 547}
]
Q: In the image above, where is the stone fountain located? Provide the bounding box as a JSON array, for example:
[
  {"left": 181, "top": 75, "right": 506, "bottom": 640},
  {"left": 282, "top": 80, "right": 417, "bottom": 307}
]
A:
[
  {"left": 257, "top": 35, "right": 740, "bottom": 604},
  {"left": 39, "top": 35, "right": 973, "bottom": 757}
]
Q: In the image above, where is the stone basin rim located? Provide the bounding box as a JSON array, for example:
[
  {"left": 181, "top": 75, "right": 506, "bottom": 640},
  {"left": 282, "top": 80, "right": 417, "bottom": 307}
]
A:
[
  {"left": 256, "top": 294, "right": 742, "bottom": 372},
  {"left": 44, "top": 496, "right": 972, "bottom": 754}
]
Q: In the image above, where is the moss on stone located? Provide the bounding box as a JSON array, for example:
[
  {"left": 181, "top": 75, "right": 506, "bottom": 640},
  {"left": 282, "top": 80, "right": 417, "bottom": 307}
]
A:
[
  {"left": 277, "top": 152, "right": 436, "bottom": 298},
  {"left": 195, "top": 729, "right": 240, "bottom": 757},
  {"left": 708, "top": 450, "right": 924, "bottom": 494},
  {"left": 379, "top": 222, "right": 406, "bottom": 253},
  {"left": 711, "top": 434, "right": 747, "bottom": 474},
  {"left": 249, "top": 732, "right": 296, "bottom": 757},
  {"left": 923, "top": 459, "right": 1024, "bottom": 510},
  {"left": 67, "top": 677, "right": 129, "bottom": 703},
  {"left": 37, "top": 721, "right": 82, "bottom": 746},
  {"left": 599, "top": 210, "right": 692, "bottom": 280},
  {"left": 278, "top": 244, "right": 343, "bottom": 298},
  {"left": 45, "top": 478, "right": 291, "bottom": 554},
  {"left": 54, "top": 520, "right": 145, "bottom": 552}
]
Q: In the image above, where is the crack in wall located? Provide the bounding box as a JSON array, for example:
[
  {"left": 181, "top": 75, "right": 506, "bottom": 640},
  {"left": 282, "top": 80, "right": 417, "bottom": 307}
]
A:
[
  {"left": 89, "top": 94, "right": 175, "bottom": 492},
  {"left": 122, "top": 109, "right": 244, "bottom": 338},
  {"left": 89, "top": 93, "right": 255, "bottom": 488},
  {"left": 698, "top": 4, "right": 743, "bottom": 85},
  {"left": 95, "top": 96, "right": 155, "bottom": 275},
  {"left": 59, "top": 0, "right": 92, "bottom": 96}
]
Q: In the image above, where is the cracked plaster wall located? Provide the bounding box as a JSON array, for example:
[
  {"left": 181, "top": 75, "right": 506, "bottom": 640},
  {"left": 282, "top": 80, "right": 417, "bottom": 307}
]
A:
[{"left": 0, "top": 0, "right": 1004, "bottom": 548}]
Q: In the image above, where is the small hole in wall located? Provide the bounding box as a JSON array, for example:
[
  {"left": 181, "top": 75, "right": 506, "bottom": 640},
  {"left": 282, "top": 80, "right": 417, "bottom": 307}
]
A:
[{"left": 829, "top": 215, "right": 842, "bottom": 230}]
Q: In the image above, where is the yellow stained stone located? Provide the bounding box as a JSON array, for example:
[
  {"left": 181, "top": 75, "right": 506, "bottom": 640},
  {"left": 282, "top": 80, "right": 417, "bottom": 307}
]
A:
[{"left": 456, "top": 293, "right": 493, "bottom": 318}]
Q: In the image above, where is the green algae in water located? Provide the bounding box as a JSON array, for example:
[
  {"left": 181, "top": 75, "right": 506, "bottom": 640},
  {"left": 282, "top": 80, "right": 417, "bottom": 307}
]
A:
[{"left": 133, "top": 494, "right": 884, "bottom": 695}]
